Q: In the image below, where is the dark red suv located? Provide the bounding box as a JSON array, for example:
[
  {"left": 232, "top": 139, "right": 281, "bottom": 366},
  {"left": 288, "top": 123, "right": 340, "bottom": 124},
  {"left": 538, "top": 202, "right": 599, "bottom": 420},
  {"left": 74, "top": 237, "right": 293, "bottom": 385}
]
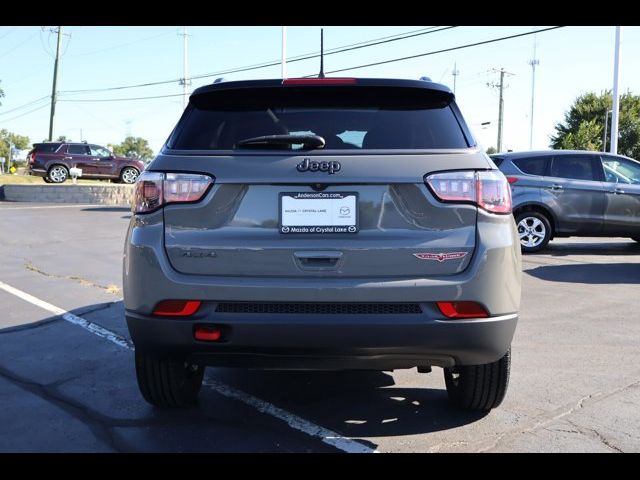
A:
[{"left": 27, "top": 142, "right": 146, "bottom": 184}]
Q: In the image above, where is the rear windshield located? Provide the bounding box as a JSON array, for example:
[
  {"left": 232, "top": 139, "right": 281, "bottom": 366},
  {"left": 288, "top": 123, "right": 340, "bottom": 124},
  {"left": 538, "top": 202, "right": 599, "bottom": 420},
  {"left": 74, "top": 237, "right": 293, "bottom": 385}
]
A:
[
  {"left": 169, "top": 86, "right": 471, "bottom": 151},
  {"left": 33, "top": 143, "right": 62, "bottom": 153}
]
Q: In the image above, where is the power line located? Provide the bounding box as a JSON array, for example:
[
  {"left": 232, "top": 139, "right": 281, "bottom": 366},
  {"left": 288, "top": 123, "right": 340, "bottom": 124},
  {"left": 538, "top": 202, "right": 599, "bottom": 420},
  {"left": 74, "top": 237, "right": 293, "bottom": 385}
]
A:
[
  {"left": 168, "top": 26, "right": 458, "bottom": 84},
  {"left": 0, "top": 103, "right": 49, "bottom": 122},
  {"left": 39, "top": 27, "right": 55, "bottom": 58},
  {"left": 58, "top": 26, "right": 456, "bottom": 95},
  {"left": 0, "top": 27, "right": 16, "bottom": 41},
  {"left": 0, "top": 30, "right": 39, "bottom": 59},
  {"left": 0, "top": 96, "right": 50, "bottom": 116},
  {"left": 60, "top": 93, "right": 185, "bottom": 102},
  {"left": 69, "top": 28, "right": 177, "bottom": 57},
  {"left": 314, "top": 26, "right": 565, "bottom": 76}
]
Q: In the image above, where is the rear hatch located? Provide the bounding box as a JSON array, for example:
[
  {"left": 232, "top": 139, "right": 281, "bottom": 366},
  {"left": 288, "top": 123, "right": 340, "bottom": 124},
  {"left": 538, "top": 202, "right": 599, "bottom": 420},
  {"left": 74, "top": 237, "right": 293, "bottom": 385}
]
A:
[{"left": 155, "top": 79, "right": 492, "bottom": 278}]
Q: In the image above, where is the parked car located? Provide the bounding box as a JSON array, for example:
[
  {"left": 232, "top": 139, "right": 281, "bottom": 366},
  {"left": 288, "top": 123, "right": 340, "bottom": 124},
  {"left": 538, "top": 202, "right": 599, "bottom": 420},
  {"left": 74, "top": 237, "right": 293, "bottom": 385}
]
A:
[
  {"left": 26, "top": 142, "right": 145, "bottom": 184},
  {"left": 124, "top": 77, "right": 521, "bottom": 410},
  {"left": 491, "top": 150, "right": 640, "bottom": 253}
]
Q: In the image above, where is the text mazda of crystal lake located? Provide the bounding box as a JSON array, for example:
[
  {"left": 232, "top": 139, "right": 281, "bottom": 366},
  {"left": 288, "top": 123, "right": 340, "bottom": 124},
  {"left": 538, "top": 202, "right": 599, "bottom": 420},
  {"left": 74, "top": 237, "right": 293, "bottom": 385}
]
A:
[{"left": 123, "top": 77, "right": 522, "bottom": 410}]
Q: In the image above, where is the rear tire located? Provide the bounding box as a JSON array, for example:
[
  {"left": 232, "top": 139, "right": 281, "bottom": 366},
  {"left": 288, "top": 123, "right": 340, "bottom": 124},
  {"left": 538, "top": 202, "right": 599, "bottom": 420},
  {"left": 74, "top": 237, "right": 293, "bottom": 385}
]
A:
[
  {"left": 444, "top": 348, "right": 511, "bottom": 411},
  {"left": 515, "top": 211, "right": 551, "bottom": 253},
  {"left": 47, "top": 165, "right": 68, "bottom": 183},
  {"left": 43, "top": 176, "right": 52, "bottom": 183},
  {"left": 135, "top": 351, "right": 204, "bottom": 408},
  {"left": 120, "top": 167, "right": 139, "bottom": 184}
]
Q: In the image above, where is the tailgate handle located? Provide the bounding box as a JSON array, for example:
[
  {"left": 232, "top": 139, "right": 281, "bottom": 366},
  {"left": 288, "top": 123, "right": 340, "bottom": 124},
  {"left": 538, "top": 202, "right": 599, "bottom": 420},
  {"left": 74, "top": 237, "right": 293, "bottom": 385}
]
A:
[{"left": 294, "top": 251, "right": 343, "bottom": 268}]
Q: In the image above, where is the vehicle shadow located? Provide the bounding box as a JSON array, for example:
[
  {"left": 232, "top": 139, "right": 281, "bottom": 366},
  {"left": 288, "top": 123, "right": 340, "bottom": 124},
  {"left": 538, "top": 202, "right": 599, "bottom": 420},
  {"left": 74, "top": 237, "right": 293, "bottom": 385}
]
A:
[
  {"left": 210, "top": 368, "right": 488, "bottom": 438},
  {"left": 534, "top": 239, "right": 640, "bottom": 257},
  {"left": 525, "top": 262, "right": 640, "bottom": 284}
]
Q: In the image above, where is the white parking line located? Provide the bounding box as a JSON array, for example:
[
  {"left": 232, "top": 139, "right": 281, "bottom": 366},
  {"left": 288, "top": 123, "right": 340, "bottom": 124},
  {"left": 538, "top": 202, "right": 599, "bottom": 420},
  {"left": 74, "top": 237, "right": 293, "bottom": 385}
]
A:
[
  {"left": 0, "top": 279, "right": 378, "bottom": 453},
  {"left": 0, "top": 280, "right": 131, "bottom": 349}
]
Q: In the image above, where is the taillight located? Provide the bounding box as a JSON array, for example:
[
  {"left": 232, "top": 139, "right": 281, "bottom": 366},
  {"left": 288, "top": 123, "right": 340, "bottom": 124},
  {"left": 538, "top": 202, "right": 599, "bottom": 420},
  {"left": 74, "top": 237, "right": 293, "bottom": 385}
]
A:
[
  {"left": 425, "top": 170, "right": 512, "bottom": 214},
  {"left": 153, "top": 300, "right": 201, "bottom": 316},
  {"left": 436, "top": 301, "right": 488, "bottom": 319},
  {"left": 133, "top": 172, "right": 213, "bottom": 213}
]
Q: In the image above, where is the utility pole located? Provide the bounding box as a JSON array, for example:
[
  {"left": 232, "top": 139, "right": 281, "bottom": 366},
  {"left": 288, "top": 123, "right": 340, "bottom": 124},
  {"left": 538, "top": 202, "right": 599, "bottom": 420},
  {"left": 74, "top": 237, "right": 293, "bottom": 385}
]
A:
[
  {"left": 488, "top": 68, "right": 514, "bottom": 153},
  {"left": 603, "top": 109, "right": 611, "bottom": 152},
  {"left": 528, "top": 35, "right": 540, "bottom": 150},
  {"left": 281, "top": 26, "right": 287, "bottom": 79},
  {"left": 497, "top": 70, "right": 505, "bottom": 152},
  {"left": 48, "top": 26, "right": 63, "bottom": 141},
  {"left": 610, "top": 26, "right": 622, "bottom": 154},
  {"left": 179, "top": 27, "right": 191, "bottom": 110},
  {"left": 452, "top": 62, "right": 459, "bottom": 95}
]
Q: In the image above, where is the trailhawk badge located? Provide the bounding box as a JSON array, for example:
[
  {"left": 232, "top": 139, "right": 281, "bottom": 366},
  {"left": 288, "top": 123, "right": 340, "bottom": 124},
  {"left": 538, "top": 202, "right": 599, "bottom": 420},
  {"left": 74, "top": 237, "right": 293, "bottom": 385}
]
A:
[{"left": 413, "top": 252, "right": 468, "bottom": 262}]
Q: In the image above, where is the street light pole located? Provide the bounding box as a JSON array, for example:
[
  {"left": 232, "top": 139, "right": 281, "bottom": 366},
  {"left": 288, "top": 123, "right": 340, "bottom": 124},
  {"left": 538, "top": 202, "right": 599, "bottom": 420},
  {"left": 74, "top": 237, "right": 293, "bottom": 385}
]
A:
[
  {"left": 610, "top": 26, "right": 622, "bottom": 154},
  {"left": 603, "top": 109, "right": 610, "bottom": 152},
  {"left": 528, "top": 34, "right": 539, "bottom": 150}
]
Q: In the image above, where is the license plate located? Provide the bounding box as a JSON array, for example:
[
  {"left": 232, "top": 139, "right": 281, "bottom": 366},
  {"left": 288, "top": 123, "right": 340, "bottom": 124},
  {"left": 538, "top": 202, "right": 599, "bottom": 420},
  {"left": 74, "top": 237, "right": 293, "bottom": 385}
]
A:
[{"left": 279, "top": 192, "right": 358, "bottom": 234}]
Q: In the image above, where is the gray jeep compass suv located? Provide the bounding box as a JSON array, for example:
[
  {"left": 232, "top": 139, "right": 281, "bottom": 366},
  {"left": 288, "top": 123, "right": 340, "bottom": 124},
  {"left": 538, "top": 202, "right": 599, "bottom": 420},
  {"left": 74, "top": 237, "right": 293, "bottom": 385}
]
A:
[{"left": 124, "top": 78, "right": 521, "bottom": 411}]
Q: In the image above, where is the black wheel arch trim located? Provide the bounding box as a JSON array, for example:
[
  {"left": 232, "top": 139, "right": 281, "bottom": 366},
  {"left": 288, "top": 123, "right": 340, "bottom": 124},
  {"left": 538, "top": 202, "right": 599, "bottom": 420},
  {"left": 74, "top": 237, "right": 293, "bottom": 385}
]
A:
[{"left": 513, "top": 202, "right": 557, "bottom": 236}]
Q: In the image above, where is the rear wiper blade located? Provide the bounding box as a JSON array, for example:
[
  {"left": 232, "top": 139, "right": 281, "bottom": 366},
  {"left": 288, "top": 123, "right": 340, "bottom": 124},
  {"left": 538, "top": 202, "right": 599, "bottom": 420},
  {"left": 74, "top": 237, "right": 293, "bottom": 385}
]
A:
[{"left": 236, "top": 134, "right": 325, "bottom": 149}]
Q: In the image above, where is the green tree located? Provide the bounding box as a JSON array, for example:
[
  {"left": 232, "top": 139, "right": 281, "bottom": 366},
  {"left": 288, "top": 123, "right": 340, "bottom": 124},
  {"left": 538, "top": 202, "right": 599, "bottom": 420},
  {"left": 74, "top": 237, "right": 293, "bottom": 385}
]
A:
[
  {"left": 486, "top": 146, "right": 497, "bottom": 155},
  {"left": 0, "top": 129, "right": 31, "bottom": 162},
  {"left": 0, "top": 80, "right": 5, "bottom": 106},
  {"left": 112, "top": 136, "right": 154, "bottom": 161},
  {"left": 550, "top": 91, "right": 640, "bottom": 159}
]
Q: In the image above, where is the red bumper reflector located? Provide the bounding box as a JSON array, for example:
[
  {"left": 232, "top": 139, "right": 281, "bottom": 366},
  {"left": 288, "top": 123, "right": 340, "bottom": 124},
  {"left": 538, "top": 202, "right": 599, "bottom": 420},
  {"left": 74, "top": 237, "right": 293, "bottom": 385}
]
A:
[
  {"left": 153, "top": 300, "right": 201, "bottom": 317},
  {"left": 282, "top": 78, "right": 357, "bottom": 85},
  {"left": 507, "top": 176, "right": 519, "bottom": 184},
  {"left": 194, "top": 326, "right": 222, "bottom": 342},
  {"left": 437, "top": 301, "right": 489, "bottom": 319}
]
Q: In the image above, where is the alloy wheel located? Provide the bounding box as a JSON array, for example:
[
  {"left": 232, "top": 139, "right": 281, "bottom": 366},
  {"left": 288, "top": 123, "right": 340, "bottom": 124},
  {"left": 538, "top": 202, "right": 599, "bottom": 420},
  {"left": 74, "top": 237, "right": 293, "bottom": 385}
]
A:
[
  {"left": 517, "top": 216, "right": 546, "bottom": 248},
  {"left": 121, "top": 168, "right": 139, "bottom": 184},
  {"left": 49, "top": 166, "right": 67, "bottom": 183}
]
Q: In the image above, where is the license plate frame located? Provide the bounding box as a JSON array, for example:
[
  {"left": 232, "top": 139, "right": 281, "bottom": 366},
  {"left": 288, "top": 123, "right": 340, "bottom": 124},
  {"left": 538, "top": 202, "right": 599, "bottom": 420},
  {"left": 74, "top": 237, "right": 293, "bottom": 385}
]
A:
[{"left": 278, "top": 191, "right": 359, "bottom": 235}]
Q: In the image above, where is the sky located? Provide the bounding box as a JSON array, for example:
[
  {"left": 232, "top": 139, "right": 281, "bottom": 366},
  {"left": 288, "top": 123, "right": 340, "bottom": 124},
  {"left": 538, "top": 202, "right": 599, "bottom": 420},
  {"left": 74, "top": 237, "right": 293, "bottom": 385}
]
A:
[{"left": 0, "top": 25, "right": 638, "bottom": 155}]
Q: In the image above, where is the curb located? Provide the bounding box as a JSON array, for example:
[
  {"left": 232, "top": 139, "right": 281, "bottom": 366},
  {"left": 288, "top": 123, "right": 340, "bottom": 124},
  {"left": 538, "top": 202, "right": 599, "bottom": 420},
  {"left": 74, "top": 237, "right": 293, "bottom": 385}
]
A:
[{"left": 0, "top": 183, "right": 134, "bottom": 206}]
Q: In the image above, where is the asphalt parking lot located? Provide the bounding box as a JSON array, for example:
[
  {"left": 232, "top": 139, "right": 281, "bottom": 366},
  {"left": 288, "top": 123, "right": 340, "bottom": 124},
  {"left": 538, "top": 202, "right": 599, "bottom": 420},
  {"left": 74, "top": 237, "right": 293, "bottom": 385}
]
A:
[{"left": 0, "top": 202, "right": 639, "bottom": 453}]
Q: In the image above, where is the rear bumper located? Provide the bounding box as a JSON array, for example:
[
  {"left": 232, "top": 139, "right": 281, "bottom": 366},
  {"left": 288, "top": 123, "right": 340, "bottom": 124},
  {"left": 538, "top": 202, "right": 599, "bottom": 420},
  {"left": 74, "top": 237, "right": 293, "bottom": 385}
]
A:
[
  {"left": 27, "top": 167, "right": 46, "bottom": 176},
  {"left": 127, "top": 311, "right": 517, "bottom": 369}
]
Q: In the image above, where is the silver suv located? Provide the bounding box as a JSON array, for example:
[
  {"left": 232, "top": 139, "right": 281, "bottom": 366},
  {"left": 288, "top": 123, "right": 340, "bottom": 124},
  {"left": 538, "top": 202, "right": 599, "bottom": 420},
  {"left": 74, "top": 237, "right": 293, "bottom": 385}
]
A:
[
  {"left": 492, "top": 150, "right": 640, "bottom": 253},
  {"left": 124, "top": 78, "right": 521, "bottom": 410}
]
